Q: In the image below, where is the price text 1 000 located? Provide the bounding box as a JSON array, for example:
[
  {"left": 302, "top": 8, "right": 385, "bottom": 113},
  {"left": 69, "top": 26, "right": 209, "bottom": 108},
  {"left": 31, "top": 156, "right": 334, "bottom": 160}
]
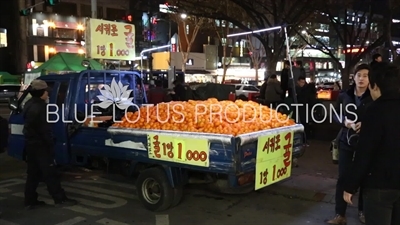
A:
[{"left": 97, "top": 44, "right": 130, "bottom": 57}]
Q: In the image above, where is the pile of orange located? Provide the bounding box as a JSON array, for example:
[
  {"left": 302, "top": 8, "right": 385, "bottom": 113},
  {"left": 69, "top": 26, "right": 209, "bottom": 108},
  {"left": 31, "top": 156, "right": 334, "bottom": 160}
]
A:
[{"left": 113, "top": 98, "right": 295, "bottom": 136}]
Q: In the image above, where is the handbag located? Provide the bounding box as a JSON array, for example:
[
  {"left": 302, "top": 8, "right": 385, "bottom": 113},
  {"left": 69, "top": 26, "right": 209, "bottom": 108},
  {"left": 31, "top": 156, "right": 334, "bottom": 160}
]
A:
[{"left": 331, "top": 128, "right": 342, "bottom": 164}]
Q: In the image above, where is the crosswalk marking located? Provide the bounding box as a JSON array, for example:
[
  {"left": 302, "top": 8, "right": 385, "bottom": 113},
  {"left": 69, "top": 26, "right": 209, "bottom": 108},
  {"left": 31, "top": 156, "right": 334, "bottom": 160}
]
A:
[
  {"left": 96, "top": 218, "right": 129, "bottom": 225},
  {"left": 61, "top": 186, "right": 128, "bottom": 209},
  {"left": 12, "top": 192, "right": 54, "bottom": 205},
  {"left": 0, "top": 179, "right": 25, "bottom": 193},
  {"left": 63, "top": 182, "right": 136, "bottom": 200},
  {"left": 0, "top": 188, "right": 11, "bottom": 193},
  {"left": 156, "top": 215, "right": 170, "bottom": 225},
  {"left": 64, "top": 205, "right": 103, "bottom": 216},
  {"left": 0, "top": 219, "right": 19, "bottom": 225},
  {"left": 12, "top": 192, "right": 104, "bottom": 216},
  {"left": 0, "top": 196, "right": 6, "bottom": 200},
  {"left": 79, "top": 178, "right": 136, "bottom": 190},
  {"left": 55, "top": 217, "right": 86, "bottom": 225}
]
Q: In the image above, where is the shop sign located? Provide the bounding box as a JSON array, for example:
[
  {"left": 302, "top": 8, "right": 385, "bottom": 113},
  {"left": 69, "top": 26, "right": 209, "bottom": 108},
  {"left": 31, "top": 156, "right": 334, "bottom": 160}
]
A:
[{"left": 85, "top": 18, "right": 135, "bottom": 60}]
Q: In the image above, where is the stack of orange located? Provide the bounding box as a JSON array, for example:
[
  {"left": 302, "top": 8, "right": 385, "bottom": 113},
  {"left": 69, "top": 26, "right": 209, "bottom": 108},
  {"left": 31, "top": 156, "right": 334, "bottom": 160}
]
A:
[{"left": 113, "top": 98, "right": 295, "bottom": 136}]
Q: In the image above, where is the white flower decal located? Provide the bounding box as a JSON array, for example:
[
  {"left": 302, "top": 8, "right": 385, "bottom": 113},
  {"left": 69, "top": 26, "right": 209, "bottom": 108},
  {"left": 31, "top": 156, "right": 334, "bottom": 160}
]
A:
[{"left": 95, "top": 78, "right": 134, "bottom": 110}]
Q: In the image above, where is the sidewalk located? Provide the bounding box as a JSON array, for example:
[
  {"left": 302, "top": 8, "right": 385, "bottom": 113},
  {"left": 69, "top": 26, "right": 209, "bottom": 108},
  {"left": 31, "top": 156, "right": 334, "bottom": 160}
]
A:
[
  {"left": 0, "top": 151, "right": 26, "bottom": 179},
  {"left": 262, "top": 140, "right": 361, "bottom": 207}
]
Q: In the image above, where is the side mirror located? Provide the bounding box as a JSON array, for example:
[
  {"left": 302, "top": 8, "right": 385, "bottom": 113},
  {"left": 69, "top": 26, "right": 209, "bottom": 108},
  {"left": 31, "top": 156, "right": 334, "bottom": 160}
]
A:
[{"left": 8, "top": 96, "right": 18, "bottom": 111}]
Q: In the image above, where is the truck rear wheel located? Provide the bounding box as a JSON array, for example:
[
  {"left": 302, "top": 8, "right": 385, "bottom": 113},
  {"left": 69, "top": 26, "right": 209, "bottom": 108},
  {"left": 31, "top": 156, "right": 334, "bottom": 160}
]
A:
[{"left": 136, "top": 167, "right": 174, "bottom": 211}]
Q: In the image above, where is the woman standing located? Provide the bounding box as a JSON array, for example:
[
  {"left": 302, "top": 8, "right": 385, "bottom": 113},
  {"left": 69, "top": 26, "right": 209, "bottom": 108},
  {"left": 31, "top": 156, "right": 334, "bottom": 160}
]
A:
[
  {"left": 264, "top": 74, "right": 283, "bottom": 108},
  {"left": 326, "top": 64, "right": 373, "bottom": 225}
]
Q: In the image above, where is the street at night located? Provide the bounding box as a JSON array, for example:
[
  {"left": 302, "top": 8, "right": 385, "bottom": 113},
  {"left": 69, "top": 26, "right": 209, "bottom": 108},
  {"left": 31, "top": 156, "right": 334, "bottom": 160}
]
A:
[
  {"left": 0, "top": 0, "right": 399, "bottom": 224},
  {"left": 1, "top": 139, "right": 364, "bottom": 225}
]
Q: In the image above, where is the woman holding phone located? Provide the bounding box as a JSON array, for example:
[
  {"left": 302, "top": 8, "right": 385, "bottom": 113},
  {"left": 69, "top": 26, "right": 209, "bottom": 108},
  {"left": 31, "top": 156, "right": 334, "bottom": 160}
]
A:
[{"left": 326, "top": 64, "right": 373, "bottom": 225}]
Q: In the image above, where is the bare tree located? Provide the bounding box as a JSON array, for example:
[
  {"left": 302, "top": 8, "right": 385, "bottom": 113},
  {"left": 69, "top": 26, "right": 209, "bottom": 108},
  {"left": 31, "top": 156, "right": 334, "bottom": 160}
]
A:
[
  {"left": 170, "top": 14, "right": 208, "bottom": 72},
  {"left": 247, "top": 35, "right": 265, "bottom": 82},
  {"left": 170, "top": 0, "right": 317, "bottom": 76},
  {"left": 296, "top": 0, "right": 385, "bottom": 88},
  {"left": 287, "top": 34, "right": 309, "bottom": 59},
  {"left": 384, "top": 0, "right": 400, "bottom": 64},
  {"left": 213, "top": 20, "right": 234, "bottom": 83}
]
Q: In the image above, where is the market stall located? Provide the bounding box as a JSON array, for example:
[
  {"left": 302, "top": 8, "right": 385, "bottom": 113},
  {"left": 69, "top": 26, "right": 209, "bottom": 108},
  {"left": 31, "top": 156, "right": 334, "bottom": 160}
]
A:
[{"left": 23, "top": 52, "right": 103, "bottom": 85}]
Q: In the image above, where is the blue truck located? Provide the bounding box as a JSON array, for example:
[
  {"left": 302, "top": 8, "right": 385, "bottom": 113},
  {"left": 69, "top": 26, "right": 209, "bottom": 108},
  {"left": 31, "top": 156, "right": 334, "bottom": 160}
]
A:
[{"left": 7, "top": 70, "right": 306, "bottom": 211}]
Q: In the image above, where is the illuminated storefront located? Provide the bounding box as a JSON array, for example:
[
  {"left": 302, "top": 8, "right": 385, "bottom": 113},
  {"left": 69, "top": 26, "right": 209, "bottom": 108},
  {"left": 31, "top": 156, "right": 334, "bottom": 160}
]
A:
[{"left": 28, "top": 13, "right": 85, "bottom": 63}]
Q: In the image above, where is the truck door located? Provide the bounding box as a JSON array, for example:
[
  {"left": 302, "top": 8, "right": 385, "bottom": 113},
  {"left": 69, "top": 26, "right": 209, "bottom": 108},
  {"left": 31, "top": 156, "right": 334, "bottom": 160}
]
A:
[
  {"left": 8, "top": 81, "right": 55, "bottom": 160},
  {"left": 51, "top": 81, "right": 70, "bottom": 165}
]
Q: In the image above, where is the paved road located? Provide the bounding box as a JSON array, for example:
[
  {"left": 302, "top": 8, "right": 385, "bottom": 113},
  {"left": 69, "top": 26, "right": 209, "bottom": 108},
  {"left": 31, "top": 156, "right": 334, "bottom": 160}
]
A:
[{"left": 0, "top": 141, "right": 363, "bottom": 225}]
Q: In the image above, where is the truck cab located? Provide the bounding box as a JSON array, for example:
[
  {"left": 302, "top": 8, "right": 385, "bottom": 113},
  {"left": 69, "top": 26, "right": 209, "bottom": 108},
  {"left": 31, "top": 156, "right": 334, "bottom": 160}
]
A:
[{"left": 8, "top": 70, "right": 146, "bottom": 164}]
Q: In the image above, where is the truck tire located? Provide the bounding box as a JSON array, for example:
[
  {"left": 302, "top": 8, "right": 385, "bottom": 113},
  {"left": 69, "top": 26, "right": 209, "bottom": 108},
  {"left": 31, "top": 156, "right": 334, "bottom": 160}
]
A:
[
  {"left": 136, "top": 167, "right": 174, "bottom": 211},
  {"left": 171, "top": 185, "right": 184, "bottom": 207}
]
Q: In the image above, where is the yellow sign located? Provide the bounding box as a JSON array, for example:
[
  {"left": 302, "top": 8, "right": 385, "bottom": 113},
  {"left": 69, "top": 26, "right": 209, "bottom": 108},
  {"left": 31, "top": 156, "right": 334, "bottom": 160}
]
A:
[
  {"left": 85, "top": 18, "right": 135, "bottom": 60},
  {"left": 255, "top": 130, "right": 294, "bottom": 190},
  {"left": 147, "top": 134, "right": 210, "bottom": 167}
]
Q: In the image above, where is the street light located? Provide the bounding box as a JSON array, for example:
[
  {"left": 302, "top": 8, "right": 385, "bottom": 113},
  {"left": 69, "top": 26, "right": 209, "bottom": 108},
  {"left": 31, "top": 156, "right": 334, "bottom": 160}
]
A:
[
  {"left": 180, "top": 13, "right": 187, "bottom": 19},
  {"left": 140, "top": 44, "right": 171, "bottom": 78}
]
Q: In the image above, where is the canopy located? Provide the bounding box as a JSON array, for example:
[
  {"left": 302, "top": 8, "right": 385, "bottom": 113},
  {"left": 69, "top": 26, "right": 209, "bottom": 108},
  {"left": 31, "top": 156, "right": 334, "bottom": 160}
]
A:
[
  {"left": 31, "top": 52, "right": 103, "bottom": 74},
  {"left": 0, "top": 72, "right": 21, "bottom": 84}
]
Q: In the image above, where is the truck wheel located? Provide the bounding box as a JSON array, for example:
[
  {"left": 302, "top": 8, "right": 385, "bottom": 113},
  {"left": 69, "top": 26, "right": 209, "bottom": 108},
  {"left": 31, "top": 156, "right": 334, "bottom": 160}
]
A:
[
  {"left": 136, "top": 167, "right": 174, "bottom": 211},
  {"left": 171, "top": 185, "right": 184, "bottom": 207}
]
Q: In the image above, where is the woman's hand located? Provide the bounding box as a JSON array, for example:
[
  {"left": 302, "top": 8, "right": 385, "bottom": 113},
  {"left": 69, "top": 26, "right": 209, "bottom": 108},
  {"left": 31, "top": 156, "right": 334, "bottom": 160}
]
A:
[
  {"left": 344, "top": 118, "right": 354, "bottom": 129},
  {"left": 355, "top": 122, "right": 362, "bottom": 133}
]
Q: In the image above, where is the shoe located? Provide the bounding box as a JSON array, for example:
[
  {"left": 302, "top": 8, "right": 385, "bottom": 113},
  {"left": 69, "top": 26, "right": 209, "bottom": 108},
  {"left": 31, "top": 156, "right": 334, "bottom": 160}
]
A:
[
  {"left": 25, "top": 200, "right": 46, "bottom": 210},
  {"left": 55, "top": 198, "right": 78, "bottom": 207},
  {"left": 326, "top": 214, "right": 347, "bottom": 225},
  {"left": 359, "top": 211, "right": 365, "bottom": 224}
]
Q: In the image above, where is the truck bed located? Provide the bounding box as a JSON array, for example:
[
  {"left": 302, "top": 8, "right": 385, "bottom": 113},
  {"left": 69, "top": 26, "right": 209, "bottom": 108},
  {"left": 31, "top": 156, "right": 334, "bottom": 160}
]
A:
[{"left": 69, "top": 124, "right": 304, "bottom": 176}]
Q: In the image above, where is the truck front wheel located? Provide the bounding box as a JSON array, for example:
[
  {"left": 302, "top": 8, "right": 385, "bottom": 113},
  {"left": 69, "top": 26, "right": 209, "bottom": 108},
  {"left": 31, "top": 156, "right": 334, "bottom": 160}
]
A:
[{"left": 136, "top": 167, "right": 174, "bottom": 211}]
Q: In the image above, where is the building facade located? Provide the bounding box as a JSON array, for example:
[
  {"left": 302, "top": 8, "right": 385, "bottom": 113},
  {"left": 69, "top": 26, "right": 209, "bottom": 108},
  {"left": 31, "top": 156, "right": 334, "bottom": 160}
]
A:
[{"left": 26, "top": 0, "right": 129, "bottom": 66}]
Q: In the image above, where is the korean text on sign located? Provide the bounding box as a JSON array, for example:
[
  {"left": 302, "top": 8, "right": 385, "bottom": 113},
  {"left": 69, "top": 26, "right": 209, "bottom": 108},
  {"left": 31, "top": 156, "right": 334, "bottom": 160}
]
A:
[
  {"left": 147, "top": 134, "right": 210, "bottom": 167},
  {"left": 254, "top": 130, "right": 294, "bottom": 190},
  {"left": 86, "top": 18, "right": 135, "bottom": 60}
]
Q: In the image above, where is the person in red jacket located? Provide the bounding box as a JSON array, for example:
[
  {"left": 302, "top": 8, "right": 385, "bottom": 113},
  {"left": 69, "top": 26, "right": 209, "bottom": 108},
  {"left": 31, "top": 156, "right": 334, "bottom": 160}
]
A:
[{"left": 147, "top": 80, "right": 168, "bottom": 104}]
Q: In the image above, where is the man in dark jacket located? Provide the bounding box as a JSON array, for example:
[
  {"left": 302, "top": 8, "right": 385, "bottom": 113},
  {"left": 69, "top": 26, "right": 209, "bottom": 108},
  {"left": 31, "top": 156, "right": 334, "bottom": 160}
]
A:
[
  {"left": 343, "top": 62, "right": 400, "bottom": 225},
  {"left": 327, "top": 63, "right": 373, "bottom": 225},
  {"left": 258, "top": 77, "right": 268, "bottom": 102},
  {"left": 369, "top": 53, "right": 382, "bottom": 67},
  {"left": 147, "top": 80, "right": 168, "bottom": 104},
  {"left": 280, "top": 61, "right": 290, "bottom": 100},
  {"left": 23, "top": 79, "right": 77, "bottom": 209},
  {"left": 170, "top": 79, "right": 186, "bottom": 101}
]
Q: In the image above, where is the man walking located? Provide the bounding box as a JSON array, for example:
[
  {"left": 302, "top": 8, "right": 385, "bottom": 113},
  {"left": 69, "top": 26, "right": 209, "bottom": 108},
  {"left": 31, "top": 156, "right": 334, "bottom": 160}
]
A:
[
  {"left": 343, "top": 62, "right": 400, "bottom": 225},
  {"left": 23, "top": 79, "right": 77, "bottom": 209}
]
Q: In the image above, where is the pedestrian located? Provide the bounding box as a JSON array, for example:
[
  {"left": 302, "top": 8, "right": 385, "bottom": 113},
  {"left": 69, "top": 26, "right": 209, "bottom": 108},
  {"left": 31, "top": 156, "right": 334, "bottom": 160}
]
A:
[
  {"left": 258, "top": 77, "right": 268, "bottom": 103},
  {"left": 369, "top": 53, "right": 382, "bottom": 67},
  {"left": 264, "top": 74, "right": 283, "bottom": 108},
  {"left": 326, "top": 63, "right": 373, "bottom": 225},
  {"left": 23, "top": 79, "right": 77, "bottom": 209},
  {"left": 294, "top": 76, "right": 311, "bottom": 138},
  {"left": 170, "top": 79, "right": 186, "bottom": 101},
  {"left": 280, "top": 60, "right": 290, "bottom": 100},
  {"left": 343, "top": 62, "right": 400, "bottom": 225},
  {"left": 147, "top": 80, "right": 169, "bottom": 104}
]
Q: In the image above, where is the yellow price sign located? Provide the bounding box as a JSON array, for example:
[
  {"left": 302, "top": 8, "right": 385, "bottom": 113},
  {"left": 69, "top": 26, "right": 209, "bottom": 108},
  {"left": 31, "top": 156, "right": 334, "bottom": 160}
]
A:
[
  {"left": 255, "top": 130, "right": 294, "bottom": 190},
  {"left": 86, "top": 18, "right": 135, "bottom": 60},
  {"left": 147, "top": 134, "right": 210, "bottom": 167}
]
